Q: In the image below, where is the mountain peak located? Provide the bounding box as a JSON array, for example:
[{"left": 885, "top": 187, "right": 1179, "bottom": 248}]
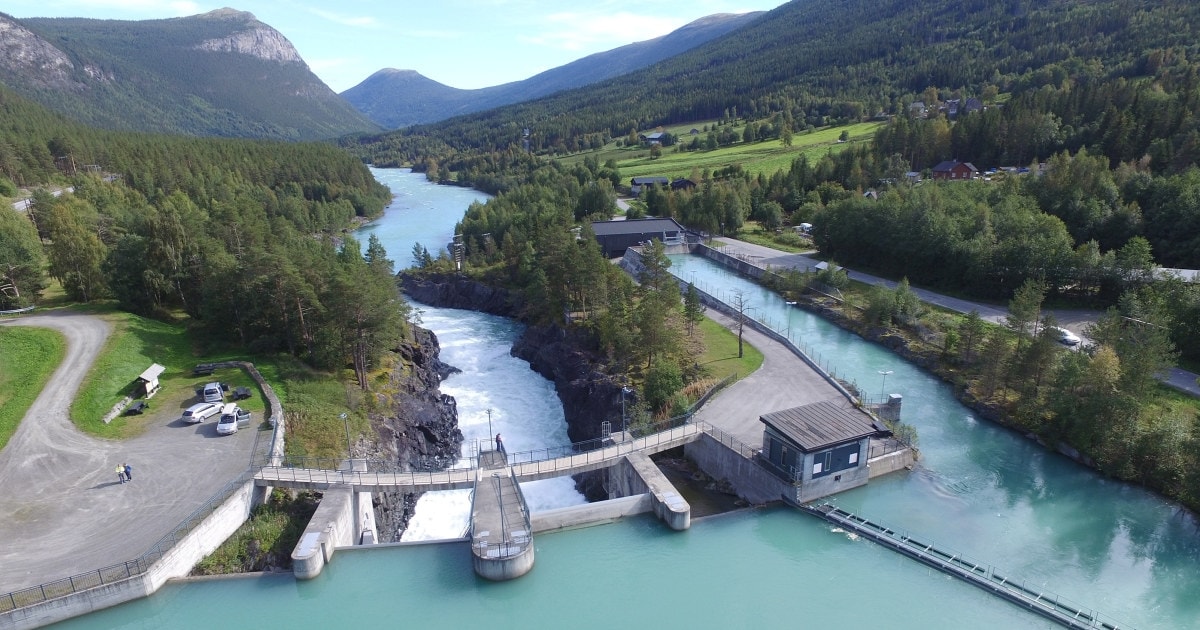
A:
[{"left": 191, "top": 11, "right": 304, "bottom": 64}]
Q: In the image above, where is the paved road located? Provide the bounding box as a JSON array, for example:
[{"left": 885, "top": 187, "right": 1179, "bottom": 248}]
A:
[
  {"left": 0, "top": 311, "right": 258, "bottom": 594},
  {"left": 712, "top": 238, "right": 1200, "bottom": 398},
  {"left": 691, "top": 311, "right": 847, "bottom": 446}
]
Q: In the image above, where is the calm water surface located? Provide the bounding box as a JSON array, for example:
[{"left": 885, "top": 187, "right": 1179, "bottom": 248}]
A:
[{"left": 48, "top": 170, "right": 1200, "bottom": 629}]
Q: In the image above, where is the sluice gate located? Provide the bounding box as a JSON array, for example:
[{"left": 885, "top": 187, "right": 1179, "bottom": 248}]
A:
[{"left": 799, "top": 503, "right": 1129, "bottom": 630}]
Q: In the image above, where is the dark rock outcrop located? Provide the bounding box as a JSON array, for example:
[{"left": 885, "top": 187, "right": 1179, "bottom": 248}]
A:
[
  {"left": 366, "top": 325, "right": 463, "bottom": 541},
  {"left": 399, "top": 272, "right": 625, "bottom": 500},
  {"left": 400, "top": 272, "right": 523, "bottom": 317}
]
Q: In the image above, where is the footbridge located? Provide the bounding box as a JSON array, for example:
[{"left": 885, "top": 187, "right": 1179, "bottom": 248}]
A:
[
  {"left": 254, "top": 421, "right": 705, "bottom": 492},
  {"left": 266, "top": 421, "right": 709, "bottom": 581}
]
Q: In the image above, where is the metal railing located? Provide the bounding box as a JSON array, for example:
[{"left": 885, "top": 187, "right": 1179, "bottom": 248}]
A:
[
  {"left": 3, "top": 365, "right": 287, "bottom": 614},
  {"left": 1, "top": 468, "right": 257, "bottom": 613}
]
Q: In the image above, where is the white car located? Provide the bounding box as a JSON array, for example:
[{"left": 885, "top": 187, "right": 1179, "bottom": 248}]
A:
[
  {"left": 181, "top": 402, "right": 222, "bottom": 424},
  {"left": 1053, "top": 326, "right": 1081, "bottom": 346},
  {"left": 216, "top": 404, "right": 251, "bottom": 435}
]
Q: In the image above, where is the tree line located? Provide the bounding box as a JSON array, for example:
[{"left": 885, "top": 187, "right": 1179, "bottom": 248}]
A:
[{"left": 0, "top": 89, "right": 405, "bottom": 386}]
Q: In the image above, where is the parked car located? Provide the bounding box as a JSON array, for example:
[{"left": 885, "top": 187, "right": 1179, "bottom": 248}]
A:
[
  {"left": 216, "top": 404, "right": 251, "bottom": 435},
  {"left": 201, "top": 382, "right": 223, "bottom": 403},
  {"left": 1053, "top": 326, "right": 1081, "bottom": 346},
  {"left": 181, "top": 402, "right": 222, "bottom": 424}
]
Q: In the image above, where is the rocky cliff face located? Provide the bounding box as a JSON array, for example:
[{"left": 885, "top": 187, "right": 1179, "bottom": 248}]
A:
[
  {"left": 192, "top": 9, "right": 306, "bottom": 65},
  {"left": 0, "top": 16, "right": 86, "bottom": 90},
  {"left": 399, "top": 272, "right": 625, "bottom": 500},
  {"left": 364, "top": 325, "right": 463, "bottom": 541},
  {"left": 400, "top": 273, "right": 523, "bottom": 317}
]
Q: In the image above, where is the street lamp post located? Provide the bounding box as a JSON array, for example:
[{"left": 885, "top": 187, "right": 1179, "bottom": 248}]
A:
[
  {"left": 340, "top": 412, "right": 351, "bottom": 463},
  {"left": 621, "top": 387, "right": 632, "bottom": 435},
  {"left": 878, "top": 370, "right": 893, "bottom": 400},
  {"left": 785, "top": 301, "right": 797, "bottom": 341}
]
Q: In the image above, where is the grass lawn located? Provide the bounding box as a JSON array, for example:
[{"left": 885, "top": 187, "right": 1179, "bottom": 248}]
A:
[
  {"left": 72, "top": 309, "right": 273, "bottom": 438},
  {"left": 696, "top": 316, "right": 764, "bottom": 383},
  {"left": 734, "top": 222, "right": 818, "bottom": 254},
  {"left": 561, "top": 120, "right": 884, "bottom": 181},
  {"left": 0, "top": 326, "right": 66, "bottom": 450}
]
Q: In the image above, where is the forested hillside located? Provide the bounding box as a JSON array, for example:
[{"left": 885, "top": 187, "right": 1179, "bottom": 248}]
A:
[
  {"left": 0, "top": 87, "right": 402, "bottom": 383},
  {"left": 0, "top": 9, "right": 377, "bottom": 140},
  {"left": 358, "top": 0, "right": 1200, "bottom": 155}
]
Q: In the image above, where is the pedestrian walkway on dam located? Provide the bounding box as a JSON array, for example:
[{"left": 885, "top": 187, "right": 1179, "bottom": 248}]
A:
[
  {"left": 255, "top": 423, "right": 706, "bottom": 492},
  {"left": 470, "top": 450, "right": 534, "bottom": 580}
]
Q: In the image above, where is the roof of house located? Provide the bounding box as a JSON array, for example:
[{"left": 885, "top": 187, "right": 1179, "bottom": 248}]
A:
[
  {"left": 631, "top": 176, "right": 670, "bottom": 185},
  {"left": 138, "top": 363, "right": 166, "bottom": 382},
  {"left": 641, "top": 132, "right": 665, "bottom": 140},
  {"left": 933, "top": 160, "right": 979, "bottom": 172},
  {"left": 760, "top": 400, "right": 878, "bottom": 452},
  {"left": 591, "top": 218, "right": 685, "bottom": 236}
]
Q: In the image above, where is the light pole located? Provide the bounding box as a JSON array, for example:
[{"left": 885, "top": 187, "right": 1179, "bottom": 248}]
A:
[
  {"left": 621, "top": 387, "right": 632, "bottom": 435},
  {"left": 785, "top": 301, "right": 797, "bottom": 341},
  {"left": 486, "top": 408, "right": 494, "bottom": 453},
  {"left": 878, "top": 370, "right": 893, "bottom": 400},
  {"left": 340, "top": 412, "right": 351, "bottom": 461}
]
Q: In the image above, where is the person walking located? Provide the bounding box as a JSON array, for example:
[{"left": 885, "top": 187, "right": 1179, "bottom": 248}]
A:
[
  {"left": 124, "top": 463, "right": 133, "bottom": 482},
  {"left": 495, "top": 433, "right": 504, "bottom": 453},
  {"left": 115, "top": 464, "right": 126, "bottom": 484}
]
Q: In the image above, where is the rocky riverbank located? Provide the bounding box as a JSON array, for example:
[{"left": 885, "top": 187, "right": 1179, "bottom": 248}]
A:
[
  {"left": 400, "top": 271, "right": 626, "bottom": 500},
  {"left": 366, "top": 324, "right": 464, "bottom": 541}
]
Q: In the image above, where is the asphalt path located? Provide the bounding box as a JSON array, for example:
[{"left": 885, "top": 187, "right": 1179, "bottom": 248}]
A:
[
  {"left": 711, "top": 238, "right": 1200, "bottom": 398},
  {"left": 691, "top": 311, "right": 847, "bottom": 446},
  {"left": 0, "top": 311, "right": 258, "bottom": 594}
]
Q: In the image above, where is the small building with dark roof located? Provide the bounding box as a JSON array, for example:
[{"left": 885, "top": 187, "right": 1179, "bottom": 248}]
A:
[
  {"left": 760, "top": 400, "right": 879, "bottom": 502},
  {"left": 630, "top": 176, "right": 669, "bottom": 195},
  {"left": 591, "top": 217, "right": 687, "bottom": 257},
  {"left": 931, "top": 160, "right": 978, "bottom": 180},
  {"left": 670, "top": 178, "right": 696, "bottom": 191}
]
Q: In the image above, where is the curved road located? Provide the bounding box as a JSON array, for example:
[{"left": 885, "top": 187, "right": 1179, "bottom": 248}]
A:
[
  {"left": 0, "top": 311, "right": 258, "bottom": 594},
  {"left": 712, "top": 238, "right": 1200, "bottom": 398}
]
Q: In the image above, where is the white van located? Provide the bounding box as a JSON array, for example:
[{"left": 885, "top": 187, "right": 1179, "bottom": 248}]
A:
[
  {"left": 202, "top": 382, "right": 223, "bottom": 403},
  {"left": 182, "top": 402, "right": 222, "bottom": 424},
  {"left": 216, "top": 404, "right": 251, "bottom": 435}
]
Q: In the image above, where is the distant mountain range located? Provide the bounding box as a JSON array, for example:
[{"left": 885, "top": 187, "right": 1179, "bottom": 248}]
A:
[
  {"left": 341, "top": 12, "right": 765, "bottom": 129},
  {"left": 0, "top": 9, "right": 378, "bottom": 140}
]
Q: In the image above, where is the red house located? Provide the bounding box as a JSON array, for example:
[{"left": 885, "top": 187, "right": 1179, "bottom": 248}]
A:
[{"left": 931, "top": 160, "right": 978, "bottom": 180}]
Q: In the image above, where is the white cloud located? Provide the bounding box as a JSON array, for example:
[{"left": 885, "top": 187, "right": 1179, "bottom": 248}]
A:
[
  {"left": 307, "top": 8, "right": 378, "bottom": 28},
  {"left": 521, "top": 10, "right": 689, "bottom": 51}
]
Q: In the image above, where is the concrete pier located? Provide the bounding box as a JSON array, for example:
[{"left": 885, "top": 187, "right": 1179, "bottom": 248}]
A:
[{"left": 469, "top": 451, "right": 534, "bottom": 581}]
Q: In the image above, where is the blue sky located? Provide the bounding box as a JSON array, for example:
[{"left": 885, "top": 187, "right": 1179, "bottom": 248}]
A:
[{"left": 7, "top": 0, "right": 785, "bottom": 92}]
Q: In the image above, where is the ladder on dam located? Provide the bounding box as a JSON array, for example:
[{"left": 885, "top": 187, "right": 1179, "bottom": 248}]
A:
[{"left": 798, "top": 503, "right": 1129, "bottom": 630}]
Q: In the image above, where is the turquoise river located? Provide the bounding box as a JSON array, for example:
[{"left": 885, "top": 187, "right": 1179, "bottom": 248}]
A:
[{"left": 51, "top": 169, "right": 1200, "bottom": 629}]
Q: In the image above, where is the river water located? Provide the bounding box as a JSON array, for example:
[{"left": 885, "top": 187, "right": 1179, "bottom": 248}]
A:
[{"left": 50, "top": 169, "right": 1200, "bottom": 629}]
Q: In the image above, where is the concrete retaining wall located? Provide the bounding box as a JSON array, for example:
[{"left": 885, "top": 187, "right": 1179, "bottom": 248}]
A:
[
  {"left": 292, "top": 485, "right": 356, "bottom": 580},
  {"left": 530, "top": 495, "right": 652, "bottom": 532},
  {"left": 2, "top": 480, "right": 256, "bottom": 630},
  {"left": 868, "top": 449, "right": 915, "bottom": 478},
  {"left": 685, "top": 433, "right": 790, "bottom": 505},
  {"left": 608, "top": 453, "right": 690, "bottom": 530}
]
